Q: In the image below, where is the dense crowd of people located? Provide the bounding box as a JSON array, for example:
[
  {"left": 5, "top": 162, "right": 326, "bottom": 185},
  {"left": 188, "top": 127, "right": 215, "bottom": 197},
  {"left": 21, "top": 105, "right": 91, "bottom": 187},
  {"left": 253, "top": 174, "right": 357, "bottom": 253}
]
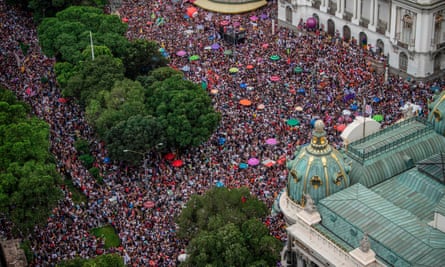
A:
[{"left": 0, "top": 0, "right": 443, "bottom": 266}]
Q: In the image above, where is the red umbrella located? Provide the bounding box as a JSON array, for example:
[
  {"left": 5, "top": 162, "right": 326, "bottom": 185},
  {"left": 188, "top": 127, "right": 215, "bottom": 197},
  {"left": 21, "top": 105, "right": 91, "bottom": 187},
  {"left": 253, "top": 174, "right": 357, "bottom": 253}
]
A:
[
  {"left": 336, "top": 124, "right": 346, "bottom": 132},
  {"left": 58, "top": 97, "right": 67, "bottom": 103},
  {"left": 270, "top": 75, "right": 280, "bottom": 82},
  {"left": 164, "top": 153, "right": 175, "bottom": 161},
  {"left": 122, "top": 17, "right": 129, "bottom": 23},
  {"left": 220, "top": 20, "right": 230, "bottom": 26},
  {"left": 143, "top": 201, "right": 155, "bottom": 209},
  {"left": 172, "top": 159, "right": 183, "bottom": 167}
]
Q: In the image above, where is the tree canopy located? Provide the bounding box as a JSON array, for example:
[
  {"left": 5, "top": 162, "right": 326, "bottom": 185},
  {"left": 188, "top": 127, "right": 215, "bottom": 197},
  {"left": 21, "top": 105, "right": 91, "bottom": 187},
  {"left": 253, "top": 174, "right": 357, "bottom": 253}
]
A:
[
  {"left": 176, "top": 187, "right": 282, "bottom": 267},
  {"left": 0, "top": 88, "right": 62, "bottom": 235},
  {"left": 37, "top": 6, "right": 128, "bottom": 63},
  {"left": 56, "top": 253, "right": 124, "bottom": 267}
]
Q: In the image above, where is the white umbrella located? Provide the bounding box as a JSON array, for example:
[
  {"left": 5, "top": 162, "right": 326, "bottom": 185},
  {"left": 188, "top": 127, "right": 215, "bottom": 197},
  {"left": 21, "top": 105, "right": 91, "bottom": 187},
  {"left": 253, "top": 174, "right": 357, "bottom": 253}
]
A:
[{"left": 342, "top": 109, "right": 352, "bottom": 116}]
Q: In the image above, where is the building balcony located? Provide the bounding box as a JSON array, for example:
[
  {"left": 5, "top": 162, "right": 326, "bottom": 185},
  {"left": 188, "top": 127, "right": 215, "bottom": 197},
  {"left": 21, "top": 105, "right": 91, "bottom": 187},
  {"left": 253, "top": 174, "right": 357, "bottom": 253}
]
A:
[
  {"left": 376, "top": 20, "right": 387, "bottom": 34},
  {"left": 397, "top": 41, "right": 409, "bottom": 49},
  {"left": 343, "top": 12, "right": 353, "bottom": 22},
  {"left": 327, "top": 5, "right": 337, "bottom": 16},
  {"left": 313, "top": 0, "right": 321, "bottom": 9},
  {"left": 360, "top": 18, "right": 369, "bottom": 28}
]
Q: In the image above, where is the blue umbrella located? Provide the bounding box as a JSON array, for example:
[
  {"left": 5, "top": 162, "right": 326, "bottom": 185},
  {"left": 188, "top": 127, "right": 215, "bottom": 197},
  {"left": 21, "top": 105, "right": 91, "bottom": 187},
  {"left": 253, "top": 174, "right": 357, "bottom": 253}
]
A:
[
  {"left": 216, "top": 181, "right": 224, "bottom": 187},
  {"left": 297, "top": 88, "right": 305, "bottom": 94},
  {"left": 310, "top": 118, "right": 317, "bottom": 127},
  {"left": 181, "top": 65, "right": 190, "bottom": 72},
  {"left": 103, "top": 157, "right": 110, "bottom": 164},
  {"left": 350, "top": 104, "right": 358, "bottom": 111},
  {"left": 239, "top": 163, "right": 248, "bottom": 169},
  {"left": 218, "top": 137, "right": 226, "bottom": 145},
  {"left": 373, "top": 97, "right": 380, "bottom": 103},
  {"left": 240, "top": 83, "right": 247, "bottom": 89}
]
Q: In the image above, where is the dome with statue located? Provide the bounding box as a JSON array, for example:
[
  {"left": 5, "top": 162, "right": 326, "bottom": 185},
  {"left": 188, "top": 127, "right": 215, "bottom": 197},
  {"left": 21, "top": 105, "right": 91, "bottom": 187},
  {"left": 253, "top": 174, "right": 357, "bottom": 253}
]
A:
[
  {"left": 428, "top": 91, "right": 445, "bottom": 136},
  {"left": 286, "top": 120, "right": 351, "bottom": 206}
]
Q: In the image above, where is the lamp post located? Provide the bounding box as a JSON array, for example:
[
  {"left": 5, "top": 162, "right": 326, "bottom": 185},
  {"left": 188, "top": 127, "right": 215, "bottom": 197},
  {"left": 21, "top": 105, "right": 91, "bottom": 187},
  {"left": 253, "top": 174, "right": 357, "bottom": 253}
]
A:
[{"left": 123, "top": 149, "right": 148, "bottom": 177}]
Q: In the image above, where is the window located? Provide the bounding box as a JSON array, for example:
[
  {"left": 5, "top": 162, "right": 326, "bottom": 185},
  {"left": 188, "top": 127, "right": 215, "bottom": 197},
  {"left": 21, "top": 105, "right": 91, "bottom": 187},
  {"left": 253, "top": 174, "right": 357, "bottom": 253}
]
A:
[{"left": 399, "top": 52, "right": 408, "bottom": 72}]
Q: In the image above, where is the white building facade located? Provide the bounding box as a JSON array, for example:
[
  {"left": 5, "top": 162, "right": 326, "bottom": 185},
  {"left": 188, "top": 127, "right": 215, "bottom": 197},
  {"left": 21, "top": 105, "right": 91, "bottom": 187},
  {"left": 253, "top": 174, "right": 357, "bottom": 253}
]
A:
[{"left": 277, "top": 0, "right": 445, "bottom": 79}]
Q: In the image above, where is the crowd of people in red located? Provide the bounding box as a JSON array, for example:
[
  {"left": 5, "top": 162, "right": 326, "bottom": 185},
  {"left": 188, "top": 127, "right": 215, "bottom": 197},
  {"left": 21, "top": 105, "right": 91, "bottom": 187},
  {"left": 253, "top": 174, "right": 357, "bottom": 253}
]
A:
[{"left": 0, "top": 0, "right": 443, "bottom": 266}]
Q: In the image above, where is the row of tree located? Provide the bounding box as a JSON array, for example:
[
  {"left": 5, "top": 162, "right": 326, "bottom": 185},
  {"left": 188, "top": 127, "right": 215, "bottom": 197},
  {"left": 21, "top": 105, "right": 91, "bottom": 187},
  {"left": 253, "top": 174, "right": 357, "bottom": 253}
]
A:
[
  {"left": 37, "top": 6, "right": 221, "bottom": 162},
  {"left": 0, "top": 88, "right": 62, "bottom": 235}
]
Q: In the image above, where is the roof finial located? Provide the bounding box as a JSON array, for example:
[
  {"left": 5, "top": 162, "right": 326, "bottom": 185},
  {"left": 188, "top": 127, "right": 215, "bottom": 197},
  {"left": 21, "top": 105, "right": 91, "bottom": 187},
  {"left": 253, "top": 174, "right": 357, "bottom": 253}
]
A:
[{"left": 360, "top": 232, "right": 371, "bottom": 252}]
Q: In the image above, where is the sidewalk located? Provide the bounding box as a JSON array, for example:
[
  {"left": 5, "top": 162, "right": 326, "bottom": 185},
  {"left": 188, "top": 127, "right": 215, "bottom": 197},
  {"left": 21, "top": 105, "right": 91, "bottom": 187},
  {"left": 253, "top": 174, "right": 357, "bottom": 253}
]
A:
[{"left": 193, "top": 0, "right": 267, "bottom": 14}]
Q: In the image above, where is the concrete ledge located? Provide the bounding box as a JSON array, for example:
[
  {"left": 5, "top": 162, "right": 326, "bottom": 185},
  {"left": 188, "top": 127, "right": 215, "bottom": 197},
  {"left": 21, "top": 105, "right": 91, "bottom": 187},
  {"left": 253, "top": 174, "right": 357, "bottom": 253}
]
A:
[{"left": 193, "top": 0, "right": 267, "bottom": 14}]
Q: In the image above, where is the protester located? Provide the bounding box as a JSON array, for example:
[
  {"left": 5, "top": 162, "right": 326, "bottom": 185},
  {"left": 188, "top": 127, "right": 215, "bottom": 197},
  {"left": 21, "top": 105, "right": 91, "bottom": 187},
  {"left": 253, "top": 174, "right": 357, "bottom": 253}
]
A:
[{"left": 0, "top": 0, "right": 442, "bottom": 266}]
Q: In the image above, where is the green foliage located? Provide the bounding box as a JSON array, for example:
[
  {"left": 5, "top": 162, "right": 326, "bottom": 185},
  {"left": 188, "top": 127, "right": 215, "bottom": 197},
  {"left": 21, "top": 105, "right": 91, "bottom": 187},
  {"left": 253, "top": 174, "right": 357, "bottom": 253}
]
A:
[
  {"left": 91, "top": 225, "right": 121, "bottom": 249},
  {"left": 38, "top": 6, "right": 128, "bottom": 63},
  {"left": 146, "top": 75, "right": 221, "bottom": 150},
  {"left": 0, "top": 88, "right": 62, "bottom": 235},
  {"left": 74, "top": 138, "right": 90, "bottom": 155},
  {"left": 61, "top": 178, "right": 87, "bottom": 204},
  {"left": 78, "top": 154, "right": 94, "bottom": 169},
  {"left": 88, "top": 167, "right": 100, "bottom": 180},
  {"left": 57, "top": 253, "right": 124, "bottom": 267},
  {"left": 62, "top": 55, "right": 125, "bottom": 106},
  {"left": 20, "top": 240, "right": 33, "bottom": 263},
  {"left": 123, "top": 39, "right": 168, "bottom": 79},
  {"left": 177, "top": 187, "right": 281, "bottom": 267}
]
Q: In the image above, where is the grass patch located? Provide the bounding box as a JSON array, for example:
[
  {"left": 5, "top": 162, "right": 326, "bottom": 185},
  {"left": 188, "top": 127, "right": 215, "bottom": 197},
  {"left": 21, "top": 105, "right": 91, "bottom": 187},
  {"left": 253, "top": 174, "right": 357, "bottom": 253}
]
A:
[
  {"left": 62, "top": 178, "right": 87, "bottom": 204},
  {"left": 20, "top": 240, "right": 33, "bottom": 263},
  {"left": 91, "top": 225, "right": 120, "bottom": 249}
]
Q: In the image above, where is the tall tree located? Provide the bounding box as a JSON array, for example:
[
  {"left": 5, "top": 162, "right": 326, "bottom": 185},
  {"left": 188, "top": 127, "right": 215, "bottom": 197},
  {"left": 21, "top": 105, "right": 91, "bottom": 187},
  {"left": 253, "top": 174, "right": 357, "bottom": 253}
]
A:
[
  {"left": 146, "top": 75, "right": 221, "bottom": 151},
  {"left": 176, "top": 187, "right": 282, "bottom": 267},
  {"left": 37, "top": 6, "right": 127, "bottom": 63},
  {"left": 0, "top": 88, "right": 62, "bottom": 235},
  {"left": 123, "top": 39, "right": 168, "bottom": 80}
]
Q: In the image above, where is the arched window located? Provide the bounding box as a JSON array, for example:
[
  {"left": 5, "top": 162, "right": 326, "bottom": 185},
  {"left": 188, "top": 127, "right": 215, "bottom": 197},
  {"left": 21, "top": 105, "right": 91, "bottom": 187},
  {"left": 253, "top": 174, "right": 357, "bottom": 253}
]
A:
[
  {"left": 327, "top": 19, "right": 335, "bottom": 36},
  {"left": 376, "top": 39, "right": 384, "bottom": 55},
  {"left": 399, "top": 52, "right": 408, "bottom": 72},
  {"left": 434, "top": 53, "right": 442, "bottom": 72},
  {"left": 343, "top": 25, "right": 351, "bottom": 42},
  {"left": 286, "top": 6, "right": 293, "bottom": 24}
]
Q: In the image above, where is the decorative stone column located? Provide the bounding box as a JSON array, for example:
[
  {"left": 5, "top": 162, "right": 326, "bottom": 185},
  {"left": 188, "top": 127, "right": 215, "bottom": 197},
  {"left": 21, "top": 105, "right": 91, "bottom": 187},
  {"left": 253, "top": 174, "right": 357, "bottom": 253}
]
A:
[
  {"left": 368, "top": 0, "right": 378, "bottom": 31},
  {"left": 320, "top": 0, "right": 328, "bottom": 13},
  {"left": 336, "top": 0, "right": 344, "bottom": 19},
  {"left": 352, "top": 0, "right": 362, "bottom": 25}
]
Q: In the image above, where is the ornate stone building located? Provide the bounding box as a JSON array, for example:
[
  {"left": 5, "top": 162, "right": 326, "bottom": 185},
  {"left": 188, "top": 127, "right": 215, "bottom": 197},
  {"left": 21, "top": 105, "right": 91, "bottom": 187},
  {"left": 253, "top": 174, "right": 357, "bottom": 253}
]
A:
[
  {"left": 277, "top": 113, "right": 445, "bottom": 266},
  {"left": 277, "top": 0, "right": 445, "bottom": 79}
]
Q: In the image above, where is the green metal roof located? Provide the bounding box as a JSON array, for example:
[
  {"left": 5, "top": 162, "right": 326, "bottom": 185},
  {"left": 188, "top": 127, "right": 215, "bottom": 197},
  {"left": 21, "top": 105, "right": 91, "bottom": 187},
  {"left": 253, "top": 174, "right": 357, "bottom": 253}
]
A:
[
  {"left": 318, "top": 183, "right": 445, "bottom": 267},
  {"left": 371, "top": 168, "right": 445, "bottom": 222},
  {"left": 427, "top": 91, "right": 445, "bottom": 136},
  {"left": 344, "top": 117, "right": 445, "bottom": 187}
]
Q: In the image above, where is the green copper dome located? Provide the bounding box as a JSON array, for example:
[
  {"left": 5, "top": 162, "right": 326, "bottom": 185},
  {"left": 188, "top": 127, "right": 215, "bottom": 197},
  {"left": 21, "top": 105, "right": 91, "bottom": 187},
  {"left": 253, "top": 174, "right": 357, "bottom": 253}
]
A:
[
  {"left": 286, "top": 120, "right": 351, "bottom": 206},
  {"left": 428, "top": 91, "right": 445, "bottom": 136}
]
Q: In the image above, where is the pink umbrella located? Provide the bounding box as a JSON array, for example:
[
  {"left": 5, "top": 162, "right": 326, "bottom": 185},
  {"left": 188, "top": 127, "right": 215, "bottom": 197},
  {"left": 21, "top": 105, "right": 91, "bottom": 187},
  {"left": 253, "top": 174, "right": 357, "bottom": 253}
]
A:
[
  {"left": 248, "top": 158, "right": 260, "bottom": 166},
  {"left": 233, "top": 21, "right": 241, "bottom": 27},
  {"left": 250, "top": 15, "right": 258, "bottom": 21},
  {"left": 270, "top": 75, "right": 280, "bottom": 82},
  {"left": 143, "top": 201, "right": 155, "bottom": 209},
  {"left": 176, "top": 50, "right": 187, "bottom": 56},
  {"left": 265, "top": 138, "right": 277, "bottom": 145}
]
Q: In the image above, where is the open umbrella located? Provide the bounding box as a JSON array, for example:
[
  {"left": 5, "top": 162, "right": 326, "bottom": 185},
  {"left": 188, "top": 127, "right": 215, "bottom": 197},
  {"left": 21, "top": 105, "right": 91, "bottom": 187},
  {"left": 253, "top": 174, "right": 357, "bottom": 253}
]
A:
[
  {"left": 249, "top": 15, "right": 258, "bottom": 21},
  {"left": 211, "top": 43, "right": 220, "bottom": 50},
  {"left": 176, "top": 50, "right": 187, "bottom": 56},
  {"left": 143, "top": 201, "right": 155, "bottom": 209},
  {"left": 350, "top": 104, "right": 358, "bottom": 111},
  {"left": 248, "top": 158, "right": 260, "bottom": 166},
  {"left": 164, "top": 153, "right": 175, "bottom": 160},
  {"left": 287, "top": 118, "right": 300, "bottom": 126},
  {"left": 122, "top": 17, "right": 129, "bottom": 23},
  {"left": 224, "top": 49, "right": 233, "bottom": 55},
  {"left": 229, "top": 67, "right": 239, "bottom": 73},
  {"left": 295, "top": 106, "right": 303, "bottom": 112},
  {"left": 58, "top": 97, "right": 67, "bottom": 103},
  {"left": 220, "top": 20, "right": 230, "bottom": 26},
  {"left": 294, "top": 66, "right": 303, "bottom": 74},
  {"left": 372, "top": 114, "right": 384, "bottom": 122},
  {"left": 239, "top": 99, "right": 252, "bottom": 106},
  {"left": 297, "top": 88, "right": 305, "bottom": 94},
  {"left": 239, "top": 163, "right": 248, "bottom": 169},
  {"left": 240, "top": 83, "right": 247, "bottom": 89},
  {"left": 262, "top": 159, "right": 276, "bottom": 167},
  {"left": 266, "top": 138, "right": 278, "bottom": 145},
  {"left": 373, "top": 96, "right": 381, "bottom": 103},
  {"left": 172, "top": 159, "right": 183, "bottom": 167},
  {"left": 257, "top": 104, "right": 265, "bottom": 110},
  {"left": 246, "top": 64, "right": 254, "bottom": 70},
  {"left": 216, "top": 181, "right": 224, "bottom": 187},
  {"left": 181, "top": 65, "right": 190, "bottom": 72},
  {"left": 342, "top": 109, "right": 352, "bottom": 116},
  {"left": 103, "top": 157, "right": 110, "bottom": 164},
  {"left": 270, "top": 55, "right": 281, "bottom": 61},
  {"left": 262, "top": 43, "right": 269, "bottom": 48},
  {"left": 270, "top": 75, "right": 280, "bottom": 82},
  {"left": 210, "top": 89, "right": 218, "bottom": 95},
  {"left": 189, "top": 55, "right": 200, "bottom": 61},
  {"left": 336, "top": 124, "right": 346, "bottom": 132}
]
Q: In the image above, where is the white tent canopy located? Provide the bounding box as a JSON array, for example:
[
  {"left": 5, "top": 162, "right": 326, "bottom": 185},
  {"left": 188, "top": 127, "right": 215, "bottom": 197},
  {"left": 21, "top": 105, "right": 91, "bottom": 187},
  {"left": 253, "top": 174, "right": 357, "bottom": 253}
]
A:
[{"left": 340, "top": 116, "right": 381, "bottom": 144}]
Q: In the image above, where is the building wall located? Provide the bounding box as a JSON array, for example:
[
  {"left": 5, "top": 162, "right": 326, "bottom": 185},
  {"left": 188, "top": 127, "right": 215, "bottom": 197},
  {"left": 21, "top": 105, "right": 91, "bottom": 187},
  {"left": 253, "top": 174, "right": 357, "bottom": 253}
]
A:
[{"left": 277, "top": 0, "right": 445, "bottom": 79}]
